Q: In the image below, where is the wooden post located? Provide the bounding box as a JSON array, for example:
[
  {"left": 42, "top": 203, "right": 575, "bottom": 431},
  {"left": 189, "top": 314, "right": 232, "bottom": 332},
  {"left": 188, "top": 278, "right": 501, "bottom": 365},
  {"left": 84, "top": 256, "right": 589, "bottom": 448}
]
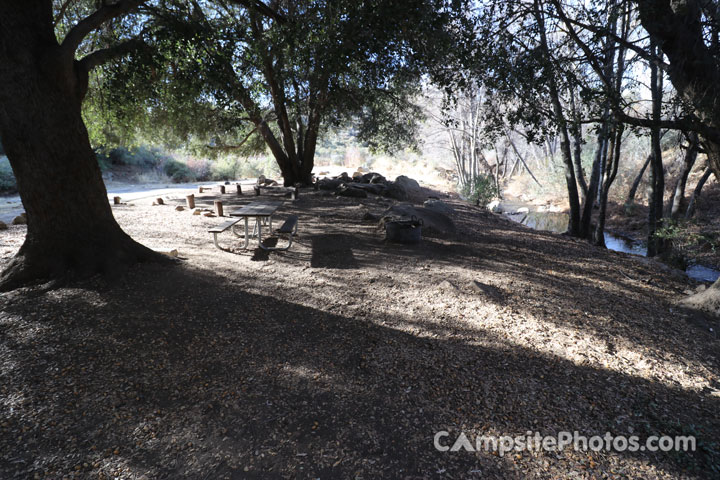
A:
[
  {"left": 214, "top": 200, "right": 223, "bottom": 217},
  {"left": 236, "top": 184, "right": 242, "bottom": 195},
  {"left": 113, "top": 196, "right": 121, "bottom": 205},
  {"left": 198, "top": 186, "right": 204, "bottom": 193},
  {"left": 220, "top": 185, "right": 226, "bottom": 194},
  {"left": 254, "top": 185, "right": 260, "bottom": 196},
  {"left": 186, "top": 194, "right": 195, "bottom": 209},
  {"left": 156, "top": 197, "right": 164, "bottom": 205}
]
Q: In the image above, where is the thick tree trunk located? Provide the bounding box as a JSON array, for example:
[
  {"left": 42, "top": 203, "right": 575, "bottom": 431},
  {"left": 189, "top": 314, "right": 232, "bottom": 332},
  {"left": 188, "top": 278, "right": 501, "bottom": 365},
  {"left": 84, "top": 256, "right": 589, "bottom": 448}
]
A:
[
  {"left": 580, "top": 131, "right": 605, "bottom": 239},
  {"left": 668, "top": 133, "right": 699, "bottom": 219},
  {"left": 0, "top": 2, "right": 165, "bottom": 291}
]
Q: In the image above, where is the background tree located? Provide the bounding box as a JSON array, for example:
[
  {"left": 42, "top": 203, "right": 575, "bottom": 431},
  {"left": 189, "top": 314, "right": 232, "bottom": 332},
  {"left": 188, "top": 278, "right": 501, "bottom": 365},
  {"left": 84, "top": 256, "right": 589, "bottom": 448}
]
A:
[{"left": 102, "top": 0, "right": 468, "bottom": 186}]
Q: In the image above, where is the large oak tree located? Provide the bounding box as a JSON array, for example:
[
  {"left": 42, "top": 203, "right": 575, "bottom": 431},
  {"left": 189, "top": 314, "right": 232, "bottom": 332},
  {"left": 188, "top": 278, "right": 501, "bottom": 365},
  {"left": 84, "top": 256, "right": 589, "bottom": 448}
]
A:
[{"left": 0, "top": 0, "right": 172, "bottom": 291}]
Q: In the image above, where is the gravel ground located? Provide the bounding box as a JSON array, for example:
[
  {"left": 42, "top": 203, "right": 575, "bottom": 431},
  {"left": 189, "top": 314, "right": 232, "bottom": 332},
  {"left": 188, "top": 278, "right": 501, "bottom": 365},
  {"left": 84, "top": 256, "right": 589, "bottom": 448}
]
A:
[{"left": 0, "top": 185, "right": 719, "bottom": 479}]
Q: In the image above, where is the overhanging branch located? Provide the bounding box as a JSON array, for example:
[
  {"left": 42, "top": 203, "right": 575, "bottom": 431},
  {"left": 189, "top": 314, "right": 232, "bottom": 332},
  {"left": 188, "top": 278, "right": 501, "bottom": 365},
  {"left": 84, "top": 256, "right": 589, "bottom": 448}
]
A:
[
  {"left": 61, "top": 0, "right": 146, "bottom": 55},
  {"left": 77, "top": 37, "right": 145, "bottom": 72}
]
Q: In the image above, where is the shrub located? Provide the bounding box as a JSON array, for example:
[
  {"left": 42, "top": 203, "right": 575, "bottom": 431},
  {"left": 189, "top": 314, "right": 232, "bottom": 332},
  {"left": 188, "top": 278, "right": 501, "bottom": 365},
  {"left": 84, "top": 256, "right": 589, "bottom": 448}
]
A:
[
  {"left": 655, "top": 220, "right": 718, "bottom": 259},
  {"left": 211, "top": 156, "right": 241, "bottom": 180},
  {"left": 0, "top": 157, "right": 17, "bottom": 193},
  {"left": 460, "top": 174, "right": 498, "bottom": 207},
  {"left": 162, "top": 158, "right": 196, "bottom": 183},
  {"left": 96, "top": 150, "right": 111, "bottom": 171},
  {"left": 185, "top": 156, "right": 212, "bottom": 181},
  {"left": 108, "top": 146, "right": 167, "bottom": 168}
]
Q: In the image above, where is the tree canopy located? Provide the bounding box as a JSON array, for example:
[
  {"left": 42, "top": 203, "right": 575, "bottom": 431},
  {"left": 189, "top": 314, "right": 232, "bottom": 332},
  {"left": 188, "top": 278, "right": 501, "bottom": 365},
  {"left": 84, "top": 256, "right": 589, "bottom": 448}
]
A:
[{"left": 91, "top": 0, "right": 471, "bottom": 184}]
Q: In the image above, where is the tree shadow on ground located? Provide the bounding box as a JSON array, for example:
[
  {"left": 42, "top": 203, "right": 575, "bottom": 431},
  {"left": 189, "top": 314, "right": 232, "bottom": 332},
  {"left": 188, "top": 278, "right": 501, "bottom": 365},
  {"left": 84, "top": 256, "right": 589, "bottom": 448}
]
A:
[
  {"left": 284, "top": 194, "right": 718, "bottom": 379},
  {"left": 0, "top": 263, "right": 718, "bottom": 479},
  {"left": 310, "top": 234, "right": 359, "bottom": 269}
]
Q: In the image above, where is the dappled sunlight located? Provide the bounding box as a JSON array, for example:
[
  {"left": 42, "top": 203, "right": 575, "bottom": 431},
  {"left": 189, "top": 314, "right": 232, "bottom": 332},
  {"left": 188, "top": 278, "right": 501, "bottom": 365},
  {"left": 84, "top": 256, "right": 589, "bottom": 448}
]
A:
[{"left": 1, "top": 189, "right": 718, "bottom": 477}]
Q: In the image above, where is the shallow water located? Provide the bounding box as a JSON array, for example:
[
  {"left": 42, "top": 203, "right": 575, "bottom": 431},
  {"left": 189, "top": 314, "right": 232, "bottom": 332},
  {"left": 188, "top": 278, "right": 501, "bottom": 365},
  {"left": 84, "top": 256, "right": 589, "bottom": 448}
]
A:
[{"left": 501, "top": 207, "right": 720, "bottom": 283}]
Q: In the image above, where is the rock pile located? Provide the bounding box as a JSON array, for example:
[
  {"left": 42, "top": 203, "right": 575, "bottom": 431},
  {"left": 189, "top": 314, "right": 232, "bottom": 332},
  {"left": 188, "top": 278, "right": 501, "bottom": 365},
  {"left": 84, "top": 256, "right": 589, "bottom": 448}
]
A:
[{"left": 316, "top": 172, "right": 420, "bottom": 201}]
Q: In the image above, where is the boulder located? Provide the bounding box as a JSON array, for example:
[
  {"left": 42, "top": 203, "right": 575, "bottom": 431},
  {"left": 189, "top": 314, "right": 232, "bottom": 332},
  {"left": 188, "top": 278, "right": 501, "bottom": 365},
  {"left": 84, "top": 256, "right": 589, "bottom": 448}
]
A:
[
  {"left": 383, "top": 181, "right": 408, "bottom": 201},
  {"left": 12, "top": 213, "right": 27, "bottom": 225},
  {"left": 395, "top": 175, "right": 421, "bottom": 193},
  {"left": 381, "top": 204, "right": 456, "bottom": 237},
  {"left": 424, "top": 199, "right": 456, "bottom": 215},
  {"left": 317, "top": 178, "right": 344, "bottom": 190},
  {"left": 487, "top": 200, "right": 502, "bottom": 213},
  {"left": 336, "top": 184, "right": 368, "bottom": 198},
  {"left": 0, "top": 221, "right": 7, "bottom": 230},
  {"left": 349, "top": 183, "right": 387, "bottom": 195},
  {"left": 175, "top": 206, "right": 185, "bottom": 211},
  {"left": 360, "top": 172, "right": 386, "bottom": 184}
]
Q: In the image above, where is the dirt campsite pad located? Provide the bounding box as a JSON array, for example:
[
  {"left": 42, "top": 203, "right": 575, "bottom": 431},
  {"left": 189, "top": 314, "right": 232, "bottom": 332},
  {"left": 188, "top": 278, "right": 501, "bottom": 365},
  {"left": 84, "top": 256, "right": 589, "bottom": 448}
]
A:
[{"left": 0, "top": 185, "right": 719, "bottom": 479}]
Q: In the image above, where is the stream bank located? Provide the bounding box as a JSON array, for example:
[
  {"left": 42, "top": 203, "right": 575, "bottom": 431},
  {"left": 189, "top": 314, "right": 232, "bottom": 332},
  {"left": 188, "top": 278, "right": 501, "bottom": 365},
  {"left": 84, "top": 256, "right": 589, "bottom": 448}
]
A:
[{"left": 495, "top": 201, "right": 720, "bottom": 283}]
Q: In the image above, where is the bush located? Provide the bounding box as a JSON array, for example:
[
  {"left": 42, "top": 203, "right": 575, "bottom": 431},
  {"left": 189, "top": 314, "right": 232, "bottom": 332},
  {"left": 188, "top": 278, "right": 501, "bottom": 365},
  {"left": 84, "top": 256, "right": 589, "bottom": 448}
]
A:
[
  {"left": 212, "top": 155, "right": 280, "bottom": 180},
  {"left": 108, "top": 146, "right": 166, "bottom": 168},
  {"left": 0, "top": 157, "right": 17, "bottom": 193},
  {"left": 162, "top": 158, "right": 196, "bottom": 183},
  {"left": 460, "top": 174, "right": 498, "bottom": 207},
  {"left": 211, "top": 156, "right": 241, "bottom": 180},
  {"left": 185, "top": 156, "right": 212, "bottom": 181},
  {"left": 655, "top": 220, "right": 718, "bottom": 259},
  {"left": 96, "top": 150, "right": 111, "bottom": 171}
]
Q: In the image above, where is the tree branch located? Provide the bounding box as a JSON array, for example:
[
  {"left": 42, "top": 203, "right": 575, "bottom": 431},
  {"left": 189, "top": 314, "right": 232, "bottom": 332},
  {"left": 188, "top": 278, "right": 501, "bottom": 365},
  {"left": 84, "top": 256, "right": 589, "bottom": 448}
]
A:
[
  {"left": 61, "top": 0, "right": 146, "bottom": 55},
  {"left": 54, "top": 0, "right": 76, "bottom": 27},
  {"left": 77, "top": 37, "right": 145, "bottom": 72},
  {"left": 225, "top": 0, "right": 286, "bottom": 23},
  {"left": 207, "top": 127, "right": 259, "bottom": 151}
]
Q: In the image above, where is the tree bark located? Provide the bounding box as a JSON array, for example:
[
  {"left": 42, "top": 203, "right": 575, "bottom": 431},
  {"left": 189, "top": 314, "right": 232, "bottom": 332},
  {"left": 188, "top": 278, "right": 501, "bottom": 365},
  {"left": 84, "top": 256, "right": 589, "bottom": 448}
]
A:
[
  {"left": 0, "top": 1, "right": 166, "bottom": 291},
  {"left": 569, "top": 88, "right": 588, "bottom": 204},
  {"left": 668, "top": 132, "right": 699, "bottom": 219}
]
